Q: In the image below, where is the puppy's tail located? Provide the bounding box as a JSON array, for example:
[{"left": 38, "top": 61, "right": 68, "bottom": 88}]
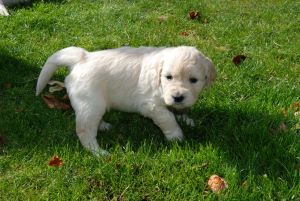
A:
[{"left": 36, "top": 46, "right": 87, "bottom": 96}]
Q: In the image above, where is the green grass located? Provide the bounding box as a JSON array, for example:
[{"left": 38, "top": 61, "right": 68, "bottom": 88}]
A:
[{"left": 0, "top": 0, "right": 300, "bottom": 200}]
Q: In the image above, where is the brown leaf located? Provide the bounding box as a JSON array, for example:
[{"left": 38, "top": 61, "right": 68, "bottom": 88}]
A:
[
  {"left": 158, "top": 15, "right": 167, "bottom": 22},
  {"left": 42, "top": 95, "right": 71, "bottom": 110},
  {"left": 180, "top": 31, "right": 189, "bottom": 36},
  {"left": 232, "top": 55, "right": 246, "bottom": 66},
  {"left": 49, "top": 155, "right": 63, "bottom": 167},
  {"left": 189, "top": 10, "right": 199, "bottom": 20},
  {"left": 292, "top": 102, "right": 300, "bottom": 111},
  {"left": 279, "top": 122, "right": 288, "bottom": 132},
  {"left": 207, "top": 175, "right": 228, "bottom": 193}
]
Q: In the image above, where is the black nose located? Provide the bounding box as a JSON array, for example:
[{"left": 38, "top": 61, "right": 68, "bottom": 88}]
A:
[{"left": 173, "top": 95, "right": 184, "bottom": 103}]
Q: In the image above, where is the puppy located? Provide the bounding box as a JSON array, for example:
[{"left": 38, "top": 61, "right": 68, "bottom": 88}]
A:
[
  {"left": 0, "top": 0, "right": 30, "bottom": 16},
  {"left": 36, "top": 46, "right": 216, "bottom": 156}
]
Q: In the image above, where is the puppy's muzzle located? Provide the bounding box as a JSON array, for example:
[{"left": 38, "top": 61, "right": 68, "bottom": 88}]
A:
[{"left": 173, "top": 95, "right": 185, "bottom": 103}]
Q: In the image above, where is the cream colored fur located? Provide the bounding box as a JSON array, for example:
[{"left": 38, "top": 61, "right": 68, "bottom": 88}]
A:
[
  {"left": 0, "top": 0, "right": 30, "bottom": 16},
  {"left": 36, "top": 46, "right": 216, "bottom": 156}
]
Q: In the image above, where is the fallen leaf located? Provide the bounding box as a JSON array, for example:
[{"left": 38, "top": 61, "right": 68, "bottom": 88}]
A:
[
  {"left": 180, "top": 31, "right": 189, "bottom": 36},
  {"left": 49, "top": 155, "right": 63, "bottom": 167},
  {"left": 279, "top": 122, "right": 288, "bottom": 132},
  {"left": 292, "top": 102, "right": 300, "bottom": 111},
  {"left": 158, "top": 15, "right": 167, "bottom": 22},
  {"left": 42, "top": 95, "right": 71, "bottom": 110},
  {"left": 207, "top": 175, "right": 228, "bottom": 193},
  {"left": 232, "top": 55, "right": 246, "bottom": 66},
  {"left": 48, "top": 80, "right": 65, "bottom": 93},
  {"left": 189, "top": 10, "right": 199, "bottom": 20}
]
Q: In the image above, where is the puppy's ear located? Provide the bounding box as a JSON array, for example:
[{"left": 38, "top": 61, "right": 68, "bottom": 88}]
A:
[
  {"left": 156, "top": 60, "right": 163, "bottom": 87},
  {"left": 205, "top": 58, "right": 216, "bottom": 87}
]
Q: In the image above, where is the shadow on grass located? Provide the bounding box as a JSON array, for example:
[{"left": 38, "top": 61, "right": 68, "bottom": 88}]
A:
[
  {"left": 190, "top": 105, "right": 298, "bottom": 181},
  {"left": 0, "top": 49, "right": 39, "bottom": 88},
  {"left": 0, "top": 49, "right": 298, "bottom": 184},
  {"left": 5, "top": 0, "right": 65, "bottom": 8},
  {"left": 102, "top": 105, "right": 298, "bottom": 181}
]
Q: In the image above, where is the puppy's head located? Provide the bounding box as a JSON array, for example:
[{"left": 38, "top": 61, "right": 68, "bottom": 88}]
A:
[{"left": 159, "top": 46, "right": 216, "bottom": 109}]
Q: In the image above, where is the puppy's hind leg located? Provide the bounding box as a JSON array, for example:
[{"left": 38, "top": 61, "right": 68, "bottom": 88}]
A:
[{"left": 72, "top": 94, "right": 109, "bottom": 156}]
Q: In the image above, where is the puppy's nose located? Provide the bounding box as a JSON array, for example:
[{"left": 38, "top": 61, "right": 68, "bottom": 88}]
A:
[{"left": 173, "top": 95, "right": 185, "bottom": 103}]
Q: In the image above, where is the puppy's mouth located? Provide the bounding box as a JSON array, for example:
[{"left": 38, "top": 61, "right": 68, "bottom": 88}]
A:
[
  {"left": 165, "top": 101, "right": 188, "bottom": 109},
  {"left": 172, "top": 102, "right": 187, "bottom": 109}
]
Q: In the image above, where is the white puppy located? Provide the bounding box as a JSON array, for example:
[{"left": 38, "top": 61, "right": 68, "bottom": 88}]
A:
[
  {"left": 0, "top": 0, "right": 30, "bottom": 16},
  {"left": 36, "top": 46, "right": 216, "bottom": 156}
]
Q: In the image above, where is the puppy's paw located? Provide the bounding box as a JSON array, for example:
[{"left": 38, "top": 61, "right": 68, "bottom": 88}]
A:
[
  {"left": 165, "top": 129, "right": 184, "bottom": 141},
  {"left": 176, "top": 114, "right": 195, "bottom": 127},
  {"left": 99, "top": 121, "right": 113, "bottom": 131},
  {"left": 93, "top": 149, "right": 110, "bottom": 157},
  {"left": 0, "top": 5, "right": 9, "bottom": 16}
]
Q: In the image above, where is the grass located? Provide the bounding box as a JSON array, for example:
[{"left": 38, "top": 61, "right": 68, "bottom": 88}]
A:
[{"left": 0, "top": 0, "right": 299, "bottom": 200}]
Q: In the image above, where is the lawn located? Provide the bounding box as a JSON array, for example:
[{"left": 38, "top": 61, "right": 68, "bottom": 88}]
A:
[{"left": 0, "top": 0, "right": 299, "bottom": 200}]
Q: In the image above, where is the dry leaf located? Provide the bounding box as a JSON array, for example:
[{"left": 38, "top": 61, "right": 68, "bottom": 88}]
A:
[
  {"left": 232, "top": 55, "right": 246, "bottom": 66},
  {"left": 207, "top": 175, "right": 228, "bottom": 193},
  {"left": 292, "top": 102, "right": 300, "bottom": 110},
  {"left": 158, "top": 15, "right": 167, "bottom": 22},
  {"left": 279, "top": 122, "right": 288, "bottom": 132},
  {"left": 49, "top": 155, "right": 63, "bottom": 167},
  {"left": 180, "top": 31, "right": 189, "bottom": 36},
  {"left": 48, "top": 80, "right": 65, "bottom": 93},
  {"left": 42, "top": 95, "right": 71, "bottom": 110},
  {"left": 189, "top": 10, "right": 199, "bottom": 19}
]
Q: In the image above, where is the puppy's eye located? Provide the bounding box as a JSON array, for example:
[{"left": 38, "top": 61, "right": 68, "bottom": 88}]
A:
[
  {"left": 190, "top": 77, "right": 198, "bottom": 83},
  {"left": 166, "top": 75, "right": 173, "bottom": 80}
]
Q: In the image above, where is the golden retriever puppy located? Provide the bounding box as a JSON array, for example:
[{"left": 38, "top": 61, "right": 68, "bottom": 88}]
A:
[
  {"left": 36, "top": 46, "right": 216, "bottom": 156},
  {"left": 0, "top": 0, "right": 30, "bottom": 16}
]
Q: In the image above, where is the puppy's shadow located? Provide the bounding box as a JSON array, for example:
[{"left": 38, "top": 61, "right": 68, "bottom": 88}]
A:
[
  {"left": 101, "top": 104, "right": 298, "bottom": 182},
  {"left": 186, "top": 105, "right": 297, "bottom": 181}
]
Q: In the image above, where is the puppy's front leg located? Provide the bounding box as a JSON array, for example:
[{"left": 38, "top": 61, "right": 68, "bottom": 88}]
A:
[{"left": 147, "top": 107, "right": 184, "bottom": 141}]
